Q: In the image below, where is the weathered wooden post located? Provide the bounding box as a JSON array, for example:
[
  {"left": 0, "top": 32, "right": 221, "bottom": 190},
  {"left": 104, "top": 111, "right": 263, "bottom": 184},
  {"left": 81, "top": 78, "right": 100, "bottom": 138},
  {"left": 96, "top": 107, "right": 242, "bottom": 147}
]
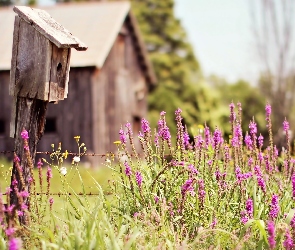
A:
[{"left": 9, "top": 6, "right": 87, "bottom": 224}]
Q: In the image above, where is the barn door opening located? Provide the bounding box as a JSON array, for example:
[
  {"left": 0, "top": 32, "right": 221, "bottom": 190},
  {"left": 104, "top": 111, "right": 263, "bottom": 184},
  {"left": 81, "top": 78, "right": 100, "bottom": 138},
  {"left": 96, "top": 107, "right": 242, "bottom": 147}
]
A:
[{"left": 0, "top": 119, "right": 5, "bottom": 135}]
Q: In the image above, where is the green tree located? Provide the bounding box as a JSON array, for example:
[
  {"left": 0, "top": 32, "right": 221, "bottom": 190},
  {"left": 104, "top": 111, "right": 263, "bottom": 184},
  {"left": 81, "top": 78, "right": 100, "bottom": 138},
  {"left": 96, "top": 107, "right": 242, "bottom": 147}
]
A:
[
  {"left": 210, "top": 75, "right": 267, "bottom": 137},
  {"left": 131, "top": 0, "right": 206, "bottom": 134}
]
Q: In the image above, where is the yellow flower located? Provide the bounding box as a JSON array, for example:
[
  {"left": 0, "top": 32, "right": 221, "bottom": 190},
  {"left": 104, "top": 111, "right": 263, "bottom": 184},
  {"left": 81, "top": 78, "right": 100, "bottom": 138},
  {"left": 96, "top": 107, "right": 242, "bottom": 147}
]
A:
[
  {"left": 63, "top": 150, "right": 69, "bottom": 159},
  {"left": 9, "top": 167, "right": 13, "bottom": 176},
  {"left": 113, "top": 141, "right": 121, "bottom": 144},
  {"left": 198, "top": 124, "right": 204, "bottom": 130}
]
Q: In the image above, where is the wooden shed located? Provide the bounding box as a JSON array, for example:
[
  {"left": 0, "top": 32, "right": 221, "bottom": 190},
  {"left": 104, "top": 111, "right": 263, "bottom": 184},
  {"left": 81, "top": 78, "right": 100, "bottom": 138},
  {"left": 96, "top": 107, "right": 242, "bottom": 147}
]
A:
[{"left": 0, "top": 2, "right": 156, "bottom": 165}]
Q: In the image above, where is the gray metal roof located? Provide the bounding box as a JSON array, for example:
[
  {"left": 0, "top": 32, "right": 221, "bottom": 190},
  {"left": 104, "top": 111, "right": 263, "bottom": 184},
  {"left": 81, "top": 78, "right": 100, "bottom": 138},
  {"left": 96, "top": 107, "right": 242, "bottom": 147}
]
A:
[{"left": 0, "top": 2, "right": 156, "bottom": 83}]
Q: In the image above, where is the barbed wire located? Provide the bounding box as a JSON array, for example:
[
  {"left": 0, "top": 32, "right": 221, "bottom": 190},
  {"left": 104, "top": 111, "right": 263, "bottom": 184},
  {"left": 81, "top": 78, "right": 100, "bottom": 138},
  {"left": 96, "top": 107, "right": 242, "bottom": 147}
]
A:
[
  {"left": 0, "top": 150, "right": 170, "bottom": 158},
  {"left": 0, "top": 150, "right": 112, "bottom": 157},
  {"left": 2, "top": 192, "right": 102, "bottom": 196}
]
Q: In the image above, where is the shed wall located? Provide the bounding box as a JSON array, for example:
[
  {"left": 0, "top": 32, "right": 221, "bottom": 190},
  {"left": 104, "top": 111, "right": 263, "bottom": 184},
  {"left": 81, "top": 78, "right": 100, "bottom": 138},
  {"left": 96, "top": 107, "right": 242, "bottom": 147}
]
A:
[
  {"left": 0, "top": 23, "right": 149, "bottom": 166},
  {"left": 0, "top": 71, "right": 14, "bottom": 154},
  {"left": 39, "top": 68, "right": 94, "bottom": 157},
  {"left": 91, "top": 25, "right": 148, "bottom": 156}
]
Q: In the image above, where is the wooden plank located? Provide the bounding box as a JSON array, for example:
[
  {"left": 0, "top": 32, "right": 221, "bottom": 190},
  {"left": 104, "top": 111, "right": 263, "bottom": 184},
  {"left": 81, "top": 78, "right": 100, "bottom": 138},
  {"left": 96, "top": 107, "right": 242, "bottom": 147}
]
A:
[
  {"left": 14, "top": 19, "right": 51, "bottom": 100},
  {"left": 91, "top": 68, "right": 106, "bottom": 163},
  {"left": 9, "top": 16, "right": 20, "bottom": 97},
  {"left": 13, "top": 6, "right": 87, "bottom": 51},
  {"left": 48, "top": 46, "right": 70, "bottom": 102},
  {"left": 10, "top": 96, "right": 48, "bottom": 224},
  {"left": 64, "top": 48, "right": 71, "bottom": 98}
]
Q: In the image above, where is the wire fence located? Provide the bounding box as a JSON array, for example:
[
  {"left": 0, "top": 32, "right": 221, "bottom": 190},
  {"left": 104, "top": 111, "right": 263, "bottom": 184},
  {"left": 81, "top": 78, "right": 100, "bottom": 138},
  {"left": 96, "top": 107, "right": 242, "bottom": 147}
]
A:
[
  {"left": 0, "top": 148, "right": 171, "bottom": 197},
  {"left": 0, "top": 150, "right": 114, "bottom": 197},
  {"left": 0, "top": 150, "right": 111, "bottom": 157}
]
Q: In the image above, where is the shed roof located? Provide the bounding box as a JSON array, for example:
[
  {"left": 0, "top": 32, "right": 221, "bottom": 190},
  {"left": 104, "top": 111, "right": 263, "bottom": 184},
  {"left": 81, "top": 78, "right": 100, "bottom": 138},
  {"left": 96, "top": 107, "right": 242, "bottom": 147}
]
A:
[{"left": 0, "top": 2, "right": 156, "bottom": 84}]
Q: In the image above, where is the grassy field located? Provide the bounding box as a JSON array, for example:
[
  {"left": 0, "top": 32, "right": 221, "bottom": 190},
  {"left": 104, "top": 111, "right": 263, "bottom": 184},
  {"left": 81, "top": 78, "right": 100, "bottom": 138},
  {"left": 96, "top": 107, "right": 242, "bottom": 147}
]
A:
[
  {"left": 0, "top": 156, "right": 113, "bottom": 204},
  {"left": 2, "top": 105, "right": 295, "bottom": 249}
]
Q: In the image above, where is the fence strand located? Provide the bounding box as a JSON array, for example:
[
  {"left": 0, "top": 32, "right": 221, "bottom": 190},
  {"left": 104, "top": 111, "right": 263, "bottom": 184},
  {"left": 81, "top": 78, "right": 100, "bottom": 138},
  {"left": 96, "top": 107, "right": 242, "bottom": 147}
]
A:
[{"left": 0, "top": 150, "right": 111, "bottom": 157}]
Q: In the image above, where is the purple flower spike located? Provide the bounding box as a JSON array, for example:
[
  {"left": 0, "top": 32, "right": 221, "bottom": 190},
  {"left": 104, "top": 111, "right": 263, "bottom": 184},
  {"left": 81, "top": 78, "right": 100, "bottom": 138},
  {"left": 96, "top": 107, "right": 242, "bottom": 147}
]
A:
[
  {"left": 213, "top": 128, "right": 223, "bottom": 148},
  {"left": 198, "top": 179, "right": 205, "bottom": 205},
  {"left": 21, "top": 130, "right": 29, "bottom": 140},
  {"left": 183, "top": 131, "right": 190, "bottom": 148},
  {"left": 229, "top": 102, "right": 236, "bottom": 123},
  {"left": 119, "top": 128, "right": 126, "bottom": 144},
  {"left": 211, "top": 217, "right": 217, "bottom": 228},
  {"left": 292, "top": 173, "right": 295, "bottom": 200},
  {"left": 124, "top": 161, "right": 132, "bottom": 177},
  {"left": 265, "top": 104, "right": 272, "bottom": 117},
  {"left": 249, "top": 121, "right": 257, "bottom": 136},
  {"left": 141, "top": 118, "right": 151, "bottom": 134},
  {"left": 135, "top": 171, "right": 143, "bottom": 187},
  {"left": 283, "top": 229, "right": 293, "bottom": 250},
  {"left": 269, "top": 194, "right": 279, "bottom": 220},
  {"left": 19, "top": 190, "right": 29, "bottom": 198},
  {"left": 47, "top": 167, "right": 52, "bottom": 179},
  {"left": 5, "top": 227, "right": 15, "bottom": 236},
  {"left": 181, "top": 179, "right": 195, "bottom": 196},
  {"left": 244, "top": 133, "right": 252, "bottom": 149},
  {"left": 258, "top": 134, "right": 264, "bottom": 148},
  {"left": 267, "top": 220, "right": 276, "bottom": 249},
  {"left": 240, "top": 210, "right": 248, "bottom": 224},
  {"left": 154, "top": 196, "right": 159, "bottom": 203},
  {"left": 188, "top": 164, "right": 198, "bottom": 175},
  {"left": 8, "top": 237, "right": 22, "bottom": 250},
  {"left": 246, "top": 198, "right": 253, "bottom": 218},
  {"left": 175, "top": 108, "right": 182, "bottom": 116},
  {"left": 37, "top": 159, "right": 43, "bottom": 169},
  {"left": 283, "top": 119, "right": 290, "bottom": 132}
]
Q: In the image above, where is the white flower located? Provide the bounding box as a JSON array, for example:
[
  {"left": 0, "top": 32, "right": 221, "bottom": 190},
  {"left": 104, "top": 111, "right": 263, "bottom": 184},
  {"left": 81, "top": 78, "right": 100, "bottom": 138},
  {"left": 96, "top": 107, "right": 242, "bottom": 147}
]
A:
[
  {"left": 119, "top": 155, "right": 128, "bottom": 163},
  {"left": 60, "top": 167, "right": 67, "bottom": 176},
  {"left": 73, "top": 156, "right": 80, "bottom": 163},
  {"left": 106, "top": 158, "right": 111, "bottom": 164}
]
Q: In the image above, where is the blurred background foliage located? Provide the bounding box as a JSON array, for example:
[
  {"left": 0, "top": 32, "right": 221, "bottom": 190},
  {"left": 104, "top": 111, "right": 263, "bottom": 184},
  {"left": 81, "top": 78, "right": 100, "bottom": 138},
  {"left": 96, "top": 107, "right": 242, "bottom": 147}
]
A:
[{"left": 131, "top": 0, "right": 267, "bottom": 138}]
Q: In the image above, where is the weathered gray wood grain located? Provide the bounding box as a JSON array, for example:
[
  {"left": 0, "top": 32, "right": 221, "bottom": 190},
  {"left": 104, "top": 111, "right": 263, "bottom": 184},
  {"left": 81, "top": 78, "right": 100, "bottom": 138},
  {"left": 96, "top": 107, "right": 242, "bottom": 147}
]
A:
[
  {"left": 13, "top": 6, "right": 87, "bottom": 51},
  {"left": 10, "top": 96, "right": 48, "bottom": 224},
  {"left": 10, "top": 16, "right": 20, "bottom": 97},
  {"left": 14, "top": 19, "right": 51, "bottom": 100},
  {"left": 48, "top": 46, "right": 70, "bottom": 101}
]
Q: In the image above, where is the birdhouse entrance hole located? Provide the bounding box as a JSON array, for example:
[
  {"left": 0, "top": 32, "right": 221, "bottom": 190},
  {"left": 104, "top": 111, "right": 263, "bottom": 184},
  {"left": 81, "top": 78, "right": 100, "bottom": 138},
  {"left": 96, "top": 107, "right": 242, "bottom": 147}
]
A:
[{"left": 57, "top": 62, "right": 62, "bottom": 72}]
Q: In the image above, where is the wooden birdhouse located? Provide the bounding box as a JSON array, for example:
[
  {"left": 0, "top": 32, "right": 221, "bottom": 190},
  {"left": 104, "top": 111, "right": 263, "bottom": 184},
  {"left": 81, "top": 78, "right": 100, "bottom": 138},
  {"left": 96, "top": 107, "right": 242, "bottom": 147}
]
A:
[{"left": 10, "top": 6, "right": 87, "bottom": 102}]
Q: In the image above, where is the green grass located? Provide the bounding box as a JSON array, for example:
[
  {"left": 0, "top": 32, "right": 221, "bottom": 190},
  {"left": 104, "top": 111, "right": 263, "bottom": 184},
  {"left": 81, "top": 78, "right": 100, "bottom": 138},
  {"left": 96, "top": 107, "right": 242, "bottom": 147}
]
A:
[{"left": 0, "top": 157, "right": 113, "bottom": 207}]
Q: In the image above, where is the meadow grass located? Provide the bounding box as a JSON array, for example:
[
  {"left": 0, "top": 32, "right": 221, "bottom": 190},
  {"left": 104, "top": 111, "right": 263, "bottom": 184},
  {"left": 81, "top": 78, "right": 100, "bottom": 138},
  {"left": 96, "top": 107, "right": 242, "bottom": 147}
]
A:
[{"left": 1, "top": 102, "right": 295, "bottom": 249}]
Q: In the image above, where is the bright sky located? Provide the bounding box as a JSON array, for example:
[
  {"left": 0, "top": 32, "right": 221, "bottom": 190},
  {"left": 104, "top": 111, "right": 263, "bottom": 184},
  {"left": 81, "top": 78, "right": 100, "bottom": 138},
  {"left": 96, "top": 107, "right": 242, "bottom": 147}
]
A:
[{"left": 174, "top": 0, "right": 261, "bottom": 83}]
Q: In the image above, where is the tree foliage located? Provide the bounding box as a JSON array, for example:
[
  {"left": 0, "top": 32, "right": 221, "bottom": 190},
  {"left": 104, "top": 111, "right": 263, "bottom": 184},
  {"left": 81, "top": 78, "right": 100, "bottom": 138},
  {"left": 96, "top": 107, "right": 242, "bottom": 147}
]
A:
[
  {"left": 131, "top": 0, "right": 230, "bottom": 135},
  {"left": 209, "top": 76, "right": 267, "bottom": 137}
]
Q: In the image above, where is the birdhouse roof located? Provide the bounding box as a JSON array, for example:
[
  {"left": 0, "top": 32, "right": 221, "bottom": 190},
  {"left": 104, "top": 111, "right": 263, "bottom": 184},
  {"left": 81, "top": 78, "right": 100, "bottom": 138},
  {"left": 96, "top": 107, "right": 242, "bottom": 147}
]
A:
[{"left": 13, "top": 6, "right": 87, "bottom": 51}]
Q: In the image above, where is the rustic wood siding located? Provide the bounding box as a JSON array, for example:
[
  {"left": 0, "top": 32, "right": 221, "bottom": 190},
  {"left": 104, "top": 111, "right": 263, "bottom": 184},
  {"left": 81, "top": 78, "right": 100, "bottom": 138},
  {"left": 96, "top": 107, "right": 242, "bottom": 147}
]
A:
[
  {"left": 0, "top": 71, "right": 14, "bottom": 153},
  {"left": 91, "top": 22, "right": 148, "bottom": 155},
  {"left": 0, "top": 21, "right": 150, "bottom": 166},
  {"left": 38, "top": 68, "right": 94, "bottom": 156}
]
